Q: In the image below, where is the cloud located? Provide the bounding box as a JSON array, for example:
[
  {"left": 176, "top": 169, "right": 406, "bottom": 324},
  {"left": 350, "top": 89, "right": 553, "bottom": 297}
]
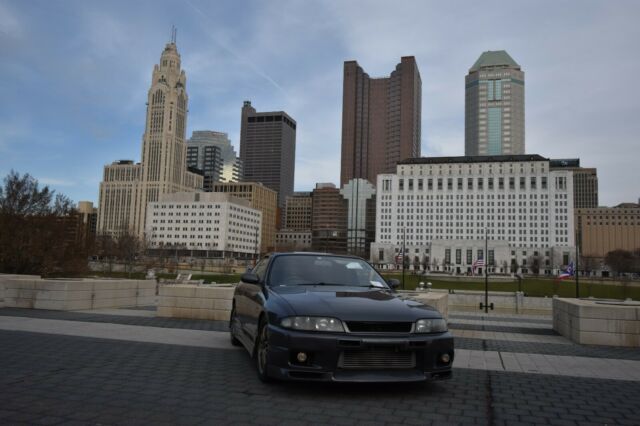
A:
[
  {"left": 39, "top": 178, "right": 77, "bottom": 187},
  {"left": 1, "top": 0, "right": 639, "bottom": 208}
]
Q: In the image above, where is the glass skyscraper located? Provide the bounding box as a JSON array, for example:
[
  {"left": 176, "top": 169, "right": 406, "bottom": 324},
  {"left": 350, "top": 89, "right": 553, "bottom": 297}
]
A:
[{"left": 465, "top": 50, "right": 525, "bottom": 156}]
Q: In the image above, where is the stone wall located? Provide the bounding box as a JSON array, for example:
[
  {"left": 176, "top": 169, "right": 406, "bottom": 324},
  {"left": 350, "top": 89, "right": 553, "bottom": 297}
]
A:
[
  {"left": 157, "top": 285, "right": 234, "bottom": 321},
  {"left": 0, "top": 275, "right": 156, "bottom": 310},
  {"left": 553, "top": 298, "right": 640, "bottom": 347}
]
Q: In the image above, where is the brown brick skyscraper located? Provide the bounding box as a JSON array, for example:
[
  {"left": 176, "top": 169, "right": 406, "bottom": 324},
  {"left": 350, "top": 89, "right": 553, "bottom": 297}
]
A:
[{"left": 340, "top": 57, "right": 421, "bottom": 186}]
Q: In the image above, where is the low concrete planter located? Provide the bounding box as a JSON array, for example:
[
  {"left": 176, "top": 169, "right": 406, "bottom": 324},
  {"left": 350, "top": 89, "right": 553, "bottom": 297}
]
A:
[
  {"left": 157, "top": 284, "right": 235, "bottom": 321},
  {"left": 553, "top": 298, "right": 640, "bottom": 347},
  {"left": 0, "top": 275, "right": 156, "bottom": 310}
]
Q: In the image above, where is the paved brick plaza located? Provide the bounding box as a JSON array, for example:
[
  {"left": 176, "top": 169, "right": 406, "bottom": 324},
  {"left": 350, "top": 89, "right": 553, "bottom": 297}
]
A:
[{"left": 1, "top": 307, "right": 639, "bottom": 425}]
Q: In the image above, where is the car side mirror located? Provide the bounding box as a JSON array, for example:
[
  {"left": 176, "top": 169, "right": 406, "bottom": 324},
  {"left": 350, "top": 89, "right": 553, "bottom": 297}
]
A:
[
  {"left": 388, "top": 279, "right": 400, "bottom": 290},
  {"left": 241, "top": 272, "right": 260, "bottom": 285}
]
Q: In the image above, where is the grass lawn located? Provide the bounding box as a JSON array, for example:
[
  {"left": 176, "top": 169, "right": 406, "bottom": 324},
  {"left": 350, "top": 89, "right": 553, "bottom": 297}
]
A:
[{"left": 381, "top": 273, "right": 640, "bottom": 301}]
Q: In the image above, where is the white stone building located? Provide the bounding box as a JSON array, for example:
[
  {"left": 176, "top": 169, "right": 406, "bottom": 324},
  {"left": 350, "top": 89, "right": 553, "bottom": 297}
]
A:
[
  {"left": 145, "top": 192, "right": 261, "bottom": 259},
  {"left": 371, "top": 155, "right": 575, "bottom": 275}
]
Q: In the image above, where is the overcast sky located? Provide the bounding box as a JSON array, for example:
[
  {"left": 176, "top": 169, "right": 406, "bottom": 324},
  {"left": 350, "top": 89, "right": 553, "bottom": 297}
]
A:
[{"left": 1, "top": 0, "right": 639, "bottom": 206}]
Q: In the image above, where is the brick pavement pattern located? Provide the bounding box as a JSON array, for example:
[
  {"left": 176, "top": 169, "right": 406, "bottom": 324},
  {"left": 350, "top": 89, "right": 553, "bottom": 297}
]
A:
[
  {"left": 0, "top": 307, "right": 229, "bottom": 331},
  {"left": 1, "top": 329, "right": 640, "bottom": 425}
]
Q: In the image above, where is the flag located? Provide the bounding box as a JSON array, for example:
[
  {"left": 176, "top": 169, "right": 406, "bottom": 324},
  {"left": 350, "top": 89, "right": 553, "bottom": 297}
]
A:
[
  {"left": 472, "top": 258, "right": 485, "bottom": 274},
  {"left": 395, "top": 250, "right": 405, "bottom": 265},
  {"left": 557, "top": 262, "right": 574, "bottom": 280}
]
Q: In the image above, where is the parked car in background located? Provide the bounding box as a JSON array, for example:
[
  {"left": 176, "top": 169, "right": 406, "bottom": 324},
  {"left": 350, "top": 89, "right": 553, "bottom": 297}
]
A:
[{"left": 230, "top": 252, "right": 454, "bottom": 382}]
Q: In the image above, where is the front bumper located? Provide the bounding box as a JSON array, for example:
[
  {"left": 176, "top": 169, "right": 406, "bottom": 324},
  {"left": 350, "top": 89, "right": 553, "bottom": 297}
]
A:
[{"left": 266, "top": 324, "right": 454, "bottom": 382}]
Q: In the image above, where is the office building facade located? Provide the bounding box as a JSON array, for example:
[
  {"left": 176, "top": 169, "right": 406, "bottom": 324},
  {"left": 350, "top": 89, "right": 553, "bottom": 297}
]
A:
[
  {"left": 576, "top": 203, "right": 640, "bottom": 259},
  {"left": 284, "top": 192, "right": 312, "bottom": 230},
  {"left": 340, "top": 179, "right": 376, "bottom": 258},
  {"left": 341, "top": 57, "right": 421, "bottom": 186},
  {"left": 465, "top": 50, "right": 525, "bottom": 156},
  {"left": 311, "top": 183, "right": 348, "bottom": 254},
  {"left": 211, "top": 182, "right": 277, "bottom": 253},
  {"left": 187, "top": 131, "right": 243, "bottom": 185},
  {"left": 240, "top": 101, "right": 296, "bottom": 210},
  {"left": 550, "top": 159, "right": 598, "bottom": 209},
  {"left": 186, "top": 143, "right": 223, "bottom": 191},
  {"left": 145, "top": 192, "right": 261, "bottom": 259},
  {"left": 371, "top": 155, "right": 575, "bottom": 274}
]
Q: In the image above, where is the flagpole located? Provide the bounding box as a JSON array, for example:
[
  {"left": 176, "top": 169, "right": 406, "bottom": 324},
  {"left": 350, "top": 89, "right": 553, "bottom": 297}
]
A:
[
  {"left": 402, "top": 227, "right": 406, "bottom": 290},
  {"left": 484, "top": 227, "right": 488, "bottom": 314},
  {"left": 575, "top": 221, "right": 580, "bottom": 298}
]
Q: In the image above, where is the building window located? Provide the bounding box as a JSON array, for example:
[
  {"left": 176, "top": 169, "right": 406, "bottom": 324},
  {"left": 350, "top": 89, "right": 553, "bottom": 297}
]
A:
[{"left": 455, "top": 249, "right": 461, "bottom": 265}]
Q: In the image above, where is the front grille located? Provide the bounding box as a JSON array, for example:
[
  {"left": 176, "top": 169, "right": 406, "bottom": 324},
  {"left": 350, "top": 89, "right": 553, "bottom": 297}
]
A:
[
  {"left": 338, "top": 349, "right": 416, "bottom": 370},
  {"left": 345, "top": 321, "right": 413, "bottom": 333}
]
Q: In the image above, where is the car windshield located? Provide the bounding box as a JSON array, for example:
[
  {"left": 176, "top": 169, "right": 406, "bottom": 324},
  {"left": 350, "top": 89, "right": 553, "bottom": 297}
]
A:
[{"left": 268, "top": 255, "right": 389, "bottom": 288}]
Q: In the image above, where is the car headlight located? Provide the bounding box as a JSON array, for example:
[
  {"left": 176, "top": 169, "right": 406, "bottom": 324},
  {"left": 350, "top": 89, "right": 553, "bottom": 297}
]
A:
[
  {"left": 414, "top": 318, "right": 447, "bottom": 333},
  {"left": 280, "top": 316, "right": 345, "bottom": 332}
]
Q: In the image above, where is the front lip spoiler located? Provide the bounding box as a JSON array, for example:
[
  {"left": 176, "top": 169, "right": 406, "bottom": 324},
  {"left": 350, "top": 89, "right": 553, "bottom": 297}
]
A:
[{"left": 279, "top": 368, "right": 453, "bottom": 383}]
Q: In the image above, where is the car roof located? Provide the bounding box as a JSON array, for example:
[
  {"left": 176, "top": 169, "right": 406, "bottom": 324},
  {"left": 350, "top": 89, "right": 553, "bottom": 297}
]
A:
[{"left": 266, "top": 252, "right": 365, "bottom": 261}]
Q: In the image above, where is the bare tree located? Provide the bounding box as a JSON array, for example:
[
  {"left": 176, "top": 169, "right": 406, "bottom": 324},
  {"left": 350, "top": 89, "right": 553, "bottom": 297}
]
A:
[
  {"left": 510, "top": 259, "right": 519, "bottom": 274},
  {"left": 116, "top": 228, "right": 141, "bottom": 277},
  {"left": 95, "top": 234, "right": 117, "bottom": 272},
  {"left": 0, "top": 170, "right": 86, "bottom": 276},
  {"left": 605, "top": 249, "right": 635, "bottom": 277},
  {"left": 527, "top": 255, "right": 541, "bottom": 275}
]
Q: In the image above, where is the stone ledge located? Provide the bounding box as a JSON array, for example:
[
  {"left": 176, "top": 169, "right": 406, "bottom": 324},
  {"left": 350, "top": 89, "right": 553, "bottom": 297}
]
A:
[
  {"left": 157, "top": 284, "right": 235, "bottom": 321},
  {"left": 0, "top": 275, "right": 157, "bottom": 311},
  {"left": 553, "top": 298, "right": 640, "bottom": 347}
]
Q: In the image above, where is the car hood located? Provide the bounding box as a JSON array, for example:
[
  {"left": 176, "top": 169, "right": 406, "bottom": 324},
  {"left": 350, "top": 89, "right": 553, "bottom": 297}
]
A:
[{"left": 269, "top": 286, "right": 441, "bottom": 322}]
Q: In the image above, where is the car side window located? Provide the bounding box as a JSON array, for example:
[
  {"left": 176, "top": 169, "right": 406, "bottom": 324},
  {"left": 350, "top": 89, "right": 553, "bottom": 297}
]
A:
[{"left": 252, "top": 259, "right": 269, "bottom": 282}]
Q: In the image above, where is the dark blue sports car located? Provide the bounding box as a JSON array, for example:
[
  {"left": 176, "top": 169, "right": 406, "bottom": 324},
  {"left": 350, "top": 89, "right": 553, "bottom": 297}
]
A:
[{"left": 230, "top": 252, "right": 454, "bottom": 382}]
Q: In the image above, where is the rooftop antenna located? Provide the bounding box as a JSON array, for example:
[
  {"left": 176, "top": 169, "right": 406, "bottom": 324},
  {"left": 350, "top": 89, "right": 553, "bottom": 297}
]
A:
[{"left": 170, "top": 25, "right": 177, "bottom": 43}]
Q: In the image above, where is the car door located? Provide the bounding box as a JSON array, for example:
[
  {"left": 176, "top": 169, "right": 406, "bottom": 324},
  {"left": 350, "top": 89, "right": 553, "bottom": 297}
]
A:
[
  {"left": 244, "top": 258, "right": 269, "bottom": 343},
  {"left": 235, "top": 259, "right": 269, "bottom": 342},
  {"left": 235, "top": 260, "right": 264, "bottom": 337}
]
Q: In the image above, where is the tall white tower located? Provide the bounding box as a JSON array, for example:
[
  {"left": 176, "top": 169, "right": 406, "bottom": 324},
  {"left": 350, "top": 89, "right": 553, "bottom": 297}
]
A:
[{"left": 98, "top": 36, "right": 203, "bottom": 239}]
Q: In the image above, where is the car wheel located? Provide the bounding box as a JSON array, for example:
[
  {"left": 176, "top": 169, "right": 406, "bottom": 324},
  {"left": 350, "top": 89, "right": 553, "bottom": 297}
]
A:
[
  {"left": 255, "top": 320, "right": 271, "bottom": 382},
  {"left": 229, "top": 307, "right": 242, "bottom": 347}
]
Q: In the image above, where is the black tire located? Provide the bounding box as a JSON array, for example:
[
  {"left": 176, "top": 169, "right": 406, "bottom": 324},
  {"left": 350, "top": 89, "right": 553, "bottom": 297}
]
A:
[
  {"left": 229, "top": 307, "right": 242, "bottom": 347},
  {"left": 255, "top": 320, "right": 272, "bottom": 382}
]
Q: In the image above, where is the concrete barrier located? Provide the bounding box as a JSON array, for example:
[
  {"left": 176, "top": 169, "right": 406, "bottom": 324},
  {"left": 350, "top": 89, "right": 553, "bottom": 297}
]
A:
[
  {"left": 553, "top": 298, "right": 640, "bottom": 347},
  {"left": 157, "top": 284, "right": 235, "bottom": 321},
  {"left": 0, "top": 275, "right": 156, "bottom": 310}
]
